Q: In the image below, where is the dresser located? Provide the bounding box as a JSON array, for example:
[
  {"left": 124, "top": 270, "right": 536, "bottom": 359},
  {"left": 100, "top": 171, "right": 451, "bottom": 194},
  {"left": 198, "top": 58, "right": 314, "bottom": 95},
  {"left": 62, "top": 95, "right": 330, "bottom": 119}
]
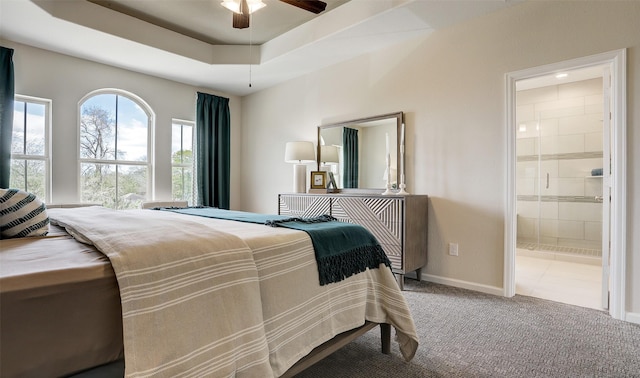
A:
[{"left": 278, "top": 193, "right": 428, "bottom": 289}]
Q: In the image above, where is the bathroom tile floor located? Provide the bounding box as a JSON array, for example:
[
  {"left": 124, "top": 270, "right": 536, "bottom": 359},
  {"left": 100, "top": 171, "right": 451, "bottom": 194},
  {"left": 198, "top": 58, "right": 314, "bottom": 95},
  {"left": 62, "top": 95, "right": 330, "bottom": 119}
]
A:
[{"left": 516, "top": 253, "right": 603, "bottom": 310}]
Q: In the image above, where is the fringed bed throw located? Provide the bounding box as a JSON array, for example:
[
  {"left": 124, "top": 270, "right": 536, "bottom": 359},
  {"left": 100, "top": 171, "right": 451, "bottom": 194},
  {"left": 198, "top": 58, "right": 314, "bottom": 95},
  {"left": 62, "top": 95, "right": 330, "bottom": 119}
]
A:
[{"left": 264, "top": 214, "right": 391, "bottom": 285}]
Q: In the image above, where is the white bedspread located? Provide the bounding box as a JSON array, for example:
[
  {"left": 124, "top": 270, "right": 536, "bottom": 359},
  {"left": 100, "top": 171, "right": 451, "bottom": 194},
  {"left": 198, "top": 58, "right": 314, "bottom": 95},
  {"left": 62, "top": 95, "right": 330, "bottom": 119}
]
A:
[{"left": 49, "top": 207, "right": 419, "bottom": 377}]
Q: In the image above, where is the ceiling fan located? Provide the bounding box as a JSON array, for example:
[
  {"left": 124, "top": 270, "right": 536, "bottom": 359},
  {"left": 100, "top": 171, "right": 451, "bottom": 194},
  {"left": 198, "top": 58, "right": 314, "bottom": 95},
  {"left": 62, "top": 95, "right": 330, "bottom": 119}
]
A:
[{"left": 222, "top": 0, "right": 328, "bottom": 29}]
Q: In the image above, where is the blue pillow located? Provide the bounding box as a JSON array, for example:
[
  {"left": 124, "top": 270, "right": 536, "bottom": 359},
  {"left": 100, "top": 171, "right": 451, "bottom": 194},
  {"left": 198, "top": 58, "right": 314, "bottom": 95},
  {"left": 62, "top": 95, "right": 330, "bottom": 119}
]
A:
[{"left": 0, "top": 188, "right": 50, "bottom": 238}]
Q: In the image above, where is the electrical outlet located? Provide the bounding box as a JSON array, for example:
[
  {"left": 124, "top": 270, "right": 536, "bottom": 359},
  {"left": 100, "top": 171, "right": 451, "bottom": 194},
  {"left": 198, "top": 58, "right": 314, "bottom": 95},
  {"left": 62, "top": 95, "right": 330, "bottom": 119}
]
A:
[{"left": 448, "top": 242, "right": 459, "bottom": 256}]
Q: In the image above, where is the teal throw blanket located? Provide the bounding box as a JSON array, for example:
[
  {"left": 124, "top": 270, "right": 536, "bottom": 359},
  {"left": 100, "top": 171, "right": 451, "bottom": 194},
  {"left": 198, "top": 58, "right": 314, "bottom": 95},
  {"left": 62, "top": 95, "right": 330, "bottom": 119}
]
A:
[{"left": 157, "top": 207, "right": 391, "bottom": 285}]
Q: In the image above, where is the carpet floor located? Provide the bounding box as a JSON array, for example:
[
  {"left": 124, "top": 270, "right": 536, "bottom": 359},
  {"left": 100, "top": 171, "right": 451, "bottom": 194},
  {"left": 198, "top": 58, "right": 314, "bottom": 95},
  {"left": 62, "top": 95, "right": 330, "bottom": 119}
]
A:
[{"left": 295, "top": 280, "right": 640, "bottom": 377}]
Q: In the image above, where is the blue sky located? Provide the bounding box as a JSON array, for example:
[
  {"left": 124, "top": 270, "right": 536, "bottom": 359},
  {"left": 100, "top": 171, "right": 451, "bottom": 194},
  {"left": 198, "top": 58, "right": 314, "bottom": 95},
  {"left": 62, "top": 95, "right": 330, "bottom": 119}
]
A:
[{"left": 13, "top": 100, "right": 45, "bottom": 155}]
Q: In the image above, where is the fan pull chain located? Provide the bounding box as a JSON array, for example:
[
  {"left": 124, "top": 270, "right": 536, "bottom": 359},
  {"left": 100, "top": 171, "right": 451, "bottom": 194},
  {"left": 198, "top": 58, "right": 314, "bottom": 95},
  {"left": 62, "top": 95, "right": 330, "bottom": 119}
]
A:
[{"left": 249, "top": 14, "right": 252, "bottom": 88}]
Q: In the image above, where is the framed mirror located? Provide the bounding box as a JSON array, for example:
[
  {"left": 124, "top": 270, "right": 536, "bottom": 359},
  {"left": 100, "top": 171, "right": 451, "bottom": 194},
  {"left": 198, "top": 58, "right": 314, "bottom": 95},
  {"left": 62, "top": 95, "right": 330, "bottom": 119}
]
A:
[{"left": 317, "top": 112, "right": 404, "bottom": 191}]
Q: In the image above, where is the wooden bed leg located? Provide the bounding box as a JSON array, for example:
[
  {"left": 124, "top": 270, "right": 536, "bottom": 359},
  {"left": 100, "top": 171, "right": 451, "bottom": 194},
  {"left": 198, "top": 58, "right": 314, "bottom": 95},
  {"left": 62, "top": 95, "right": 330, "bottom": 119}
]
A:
[{"left": 380, "top": 323, "right": 391, "bottom": 354}]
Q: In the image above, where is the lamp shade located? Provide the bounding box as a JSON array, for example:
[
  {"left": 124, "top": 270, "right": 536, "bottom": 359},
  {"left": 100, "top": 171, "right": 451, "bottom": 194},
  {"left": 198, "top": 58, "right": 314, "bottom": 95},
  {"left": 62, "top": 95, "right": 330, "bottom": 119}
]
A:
[
  {"left": 320, "top": 145, "right": 339, "bottom": 164},
  {"left": 285, "top": 141, "right": 315, "bottom": 163}
]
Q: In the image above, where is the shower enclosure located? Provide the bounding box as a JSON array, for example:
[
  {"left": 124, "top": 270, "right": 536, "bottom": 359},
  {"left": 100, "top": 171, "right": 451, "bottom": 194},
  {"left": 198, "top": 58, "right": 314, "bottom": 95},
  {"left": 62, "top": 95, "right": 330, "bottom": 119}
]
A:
[{"left": 515, "top": 76, "right": 604, "bottom": 261}]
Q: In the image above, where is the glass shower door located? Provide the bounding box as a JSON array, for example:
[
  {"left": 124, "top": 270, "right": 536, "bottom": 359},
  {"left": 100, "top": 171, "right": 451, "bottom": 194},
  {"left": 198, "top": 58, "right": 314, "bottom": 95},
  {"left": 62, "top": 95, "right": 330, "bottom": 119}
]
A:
[{"left": 517, "top": 78, "right": 605, "bottom": 260}]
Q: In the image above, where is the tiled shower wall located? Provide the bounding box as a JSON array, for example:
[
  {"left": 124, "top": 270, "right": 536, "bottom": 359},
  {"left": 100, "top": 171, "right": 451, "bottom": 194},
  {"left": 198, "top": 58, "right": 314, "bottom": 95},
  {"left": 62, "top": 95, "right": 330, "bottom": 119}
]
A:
[{"left": 516, "top": 78, "right": 603, "bottom": 255}]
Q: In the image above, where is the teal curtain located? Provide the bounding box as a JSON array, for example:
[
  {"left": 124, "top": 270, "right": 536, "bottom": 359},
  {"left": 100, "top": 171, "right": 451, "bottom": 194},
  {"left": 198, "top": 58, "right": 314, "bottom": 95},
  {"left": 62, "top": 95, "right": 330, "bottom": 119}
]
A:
[
  {"left": 196, "top": 92, "right": 230, "bottom": 209},
  {"left": 343, "top": 127, "right": 359, "bottom": 188},
  {"left": 0, "top": 46, "right": 15, "bottom": 188}
]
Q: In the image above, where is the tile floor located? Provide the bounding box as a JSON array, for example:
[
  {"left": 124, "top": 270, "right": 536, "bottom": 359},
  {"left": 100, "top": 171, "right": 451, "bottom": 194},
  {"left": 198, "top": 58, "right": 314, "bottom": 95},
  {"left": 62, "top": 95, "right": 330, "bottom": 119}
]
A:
[{"left": 515, "top": 250, "right": 603, "bottom": 310}]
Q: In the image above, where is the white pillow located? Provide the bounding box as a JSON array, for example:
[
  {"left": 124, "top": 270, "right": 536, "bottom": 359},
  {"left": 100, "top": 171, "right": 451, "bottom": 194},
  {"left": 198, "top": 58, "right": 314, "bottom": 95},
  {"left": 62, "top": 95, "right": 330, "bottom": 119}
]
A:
[{"left": 0, "top": 188, "right": 50, "bottom": 238}]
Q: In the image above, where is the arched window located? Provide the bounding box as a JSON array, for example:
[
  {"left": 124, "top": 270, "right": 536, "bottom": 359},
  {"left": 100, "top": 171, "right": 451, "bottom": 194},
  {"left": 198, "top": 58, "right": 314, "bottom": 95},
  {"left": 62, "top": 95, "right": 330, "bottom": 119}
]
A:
[{"left": 78, "top": 90, "right": 153, "bottom": 209}]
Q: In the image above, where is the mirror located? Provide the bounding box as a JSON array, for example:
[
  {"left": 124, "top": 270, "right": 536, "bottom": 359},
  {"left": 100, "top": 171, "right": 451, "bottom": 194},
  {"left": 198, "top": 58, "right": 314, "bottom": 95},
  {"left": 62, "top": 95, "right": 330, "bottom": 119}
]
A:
[{"left": 317, "top": 112, "right": 404, "bottom": 191}]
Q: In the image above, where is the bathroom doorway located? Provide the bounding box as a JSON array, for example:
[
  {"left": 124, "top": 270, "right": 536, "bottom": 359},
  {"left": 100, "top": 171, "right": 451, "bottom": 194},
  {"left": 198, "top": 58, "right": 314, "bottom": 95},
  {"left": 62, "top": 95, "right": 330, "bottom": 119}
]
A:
[
  {"left": 505, "top": 49, "right": 627, "bottom": 319},
  {"left": 514, "top": 66, "right": 607, "bottom": 309}
]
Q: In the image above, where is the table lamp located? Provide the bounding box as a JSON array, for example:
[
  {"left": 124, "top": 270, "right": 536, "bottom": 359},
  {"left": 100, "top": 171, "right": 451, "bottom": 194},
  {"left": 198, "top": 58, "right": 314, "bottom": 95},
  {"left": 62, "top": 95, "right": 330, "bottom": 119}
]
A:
[{"left": 284, "top": 141, "right": 315, "bottom": 193}]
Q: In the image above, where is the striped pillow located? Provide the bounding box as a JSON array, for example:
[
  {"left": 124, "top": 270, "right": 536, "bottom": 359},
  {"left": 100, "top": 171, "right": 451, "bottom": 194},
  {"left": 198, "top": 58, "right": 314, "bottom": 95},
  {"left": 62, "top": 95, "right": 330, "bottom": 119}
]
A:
[{"left": 0, "top": 188, "right": 50, "bottom": 239}]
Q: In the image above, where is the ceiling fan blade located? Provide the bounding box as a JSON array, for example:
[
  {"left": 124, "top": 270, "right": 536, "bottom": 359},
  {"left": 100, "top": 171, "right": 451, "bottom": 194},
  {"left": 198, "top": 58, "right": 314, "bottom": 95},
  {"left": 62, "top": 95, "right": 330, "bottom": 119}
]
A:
[
  {"left": 233, "top": 12, "right": 250, "bottom": 29},
  {"left": 280, "top": 0, "right": 327, "bottom": 14},
  {"left": 233, "top": 0, "right": 250, "bottom": 29}
]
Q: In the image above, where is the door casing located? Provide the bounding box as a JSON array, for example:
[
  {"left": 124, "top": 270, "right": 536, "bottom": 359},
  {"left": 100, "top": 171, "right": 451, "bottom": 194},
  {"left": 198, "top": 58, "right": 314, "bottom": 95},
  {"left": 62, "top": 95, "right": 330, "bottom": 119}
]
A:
[{"left": 504, "top": 49, "right": 627, "bottom": 320}]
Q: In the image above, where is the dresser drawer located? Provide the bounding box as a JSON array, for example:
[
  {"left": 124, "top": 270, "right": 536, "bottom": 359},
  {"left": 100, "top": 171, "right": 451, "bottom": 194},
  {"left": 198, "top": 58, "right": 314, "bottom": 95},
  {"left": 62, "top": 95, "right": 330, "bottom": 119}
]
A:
[{"left": 279, "top": 195, "right": 330, "bottom": 217}]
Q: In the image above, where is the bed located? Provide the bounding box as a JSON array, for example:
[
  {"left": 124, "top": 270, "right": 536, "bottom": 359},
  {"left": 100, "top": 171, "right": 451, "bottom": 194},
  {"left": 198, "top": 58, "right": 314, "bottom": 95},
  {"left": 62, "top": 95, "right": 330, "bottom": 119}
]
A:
[{"left": 0, "top": 205, "right": 418, "bottom": 377}]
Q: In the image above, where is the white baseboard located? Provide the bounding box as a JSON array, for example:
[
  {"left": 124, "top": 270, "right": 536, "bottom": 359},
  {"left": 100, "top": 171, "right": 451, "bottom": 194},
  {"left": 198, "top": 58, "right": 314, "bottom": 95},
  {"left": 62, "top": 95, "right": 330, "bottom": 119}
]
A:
[
  {"left": 625, "top": 311, "right": 640, "bottom": 325},
  {"left": 421, "top": 274, "right": 504, "bottom": 296}
]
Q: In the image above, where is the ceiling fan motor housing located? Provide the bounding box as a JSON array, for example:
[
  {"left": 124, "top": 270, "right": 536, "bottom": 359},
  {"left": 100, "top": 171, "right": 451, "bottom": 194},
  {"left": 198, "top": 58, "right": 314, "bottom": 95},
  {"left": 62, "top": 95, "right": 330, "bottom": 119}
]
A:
[{"left": 229, "top": 0, "right": 327, "bottom": 29}]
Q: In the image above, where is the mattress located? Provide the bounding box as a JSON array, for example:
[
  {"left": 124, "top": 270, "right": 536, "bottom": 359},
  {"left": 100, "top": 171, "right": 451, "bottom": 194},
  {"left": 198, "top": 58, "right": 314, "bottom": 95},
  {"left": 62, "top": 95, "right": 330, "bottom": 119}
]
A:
[{"left": 0, "top": 225, "right": 124, "bottom": 377}]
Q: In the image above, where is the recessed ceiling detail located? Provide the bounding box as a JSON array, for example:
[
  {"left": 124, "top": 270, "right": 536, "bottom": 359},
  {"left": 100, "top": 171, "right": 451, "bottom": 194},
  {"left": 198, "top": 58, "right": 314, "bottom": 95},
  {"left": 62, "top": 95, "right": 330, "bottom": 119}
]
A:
[{"left": 1, "top": 0, "right": 522, "bottom": 96}]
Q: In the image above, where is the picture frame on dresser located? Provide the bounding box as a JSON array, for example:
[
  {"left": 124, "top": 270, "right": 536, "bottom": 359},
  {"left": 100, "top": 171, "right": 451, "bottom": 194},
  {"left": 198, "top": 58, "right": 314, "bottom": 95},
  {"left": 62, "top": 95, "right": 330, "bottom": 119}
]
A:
[
  {"left": 327, "top": 172, "right": 338, "bottom": 192},
  {"left": 310, "top": 171, "right": 327, "bottom": 189}
]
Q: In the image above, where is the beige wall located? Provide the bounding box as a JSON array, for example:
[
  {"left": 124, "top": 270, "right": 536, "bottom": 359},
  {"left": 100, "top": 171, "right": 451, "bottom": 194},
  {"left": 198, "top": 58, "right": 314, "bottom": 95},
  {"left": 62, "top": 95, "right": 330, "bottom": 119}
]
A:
[
  {"left": 2, "top": 40, "right": 243, "bottom": 209},
  {"left": 240, "top": 1, "right": 640, "bottom": 316}
]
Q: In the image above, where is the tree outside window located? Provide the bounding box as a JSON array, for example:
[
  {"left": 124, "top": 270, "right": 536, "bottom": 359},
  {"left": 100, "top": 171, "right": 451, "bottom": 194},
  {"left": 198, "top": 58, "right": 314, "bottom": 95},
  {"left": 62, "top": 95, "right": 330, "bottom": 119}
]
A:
[{"left": 79, "top": 91, "right": 152, "bottom": 209}]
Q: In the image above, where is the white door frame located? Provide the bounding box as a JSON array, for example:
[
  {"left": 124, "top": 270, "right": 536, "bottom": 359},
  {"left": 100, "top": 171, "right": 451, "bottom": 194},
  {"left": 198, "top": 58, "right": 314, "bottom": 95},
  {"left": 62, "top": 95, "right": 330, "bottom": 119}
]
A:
[
  {"left": 504, "top": 49, "right": 627, "bottom": 320},
  {"left": 601, "top": 66, "right": 612, "bottom": 310}
]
